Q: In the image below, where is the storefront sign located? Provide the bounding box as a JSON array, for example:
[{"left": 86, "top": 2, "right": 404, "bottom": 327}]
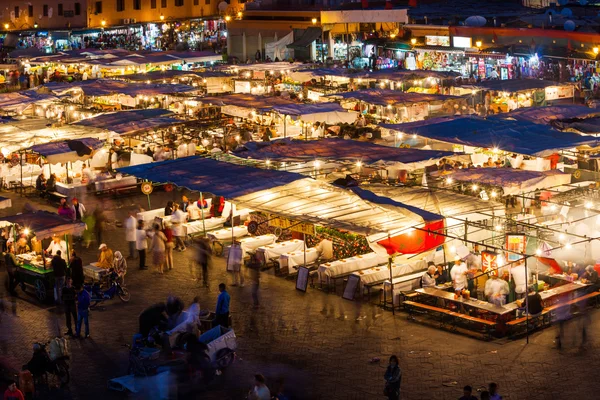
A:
[
  {"left": 452, "top": 36, "right": 472, "bottom": 48},
  {"left": 506, "top": 234, "right": 526, "bottom": 262},
  {"left": 307, "top": 90, "right": 322, "bottom": 102},
  {"left": 545, "top": 85, "right": 574, "bottom": 101},
  {"left": 481, "top": 250, "right": 497, "bottom": 272},
  {"left": 234, "top": 80, "right": 251, "bottom": 94},
  {"left": 268, "top": 214, "right": 316, "bottom": 236},
  {"left": 425, "top": 36, "right": 450, "bottom": 47},
  {"left": 478, "top": 59, "right": 485, "bottom": 78}
]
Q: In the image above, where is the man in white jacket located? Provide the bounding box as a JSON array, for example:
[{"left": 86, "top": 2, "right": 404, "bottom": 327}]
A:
[
  {"left": 124, "top": 212, "right": 137, "bottom": 259},
  {"left": 71, "top": 198, "right": 86, "bottom": 222}
]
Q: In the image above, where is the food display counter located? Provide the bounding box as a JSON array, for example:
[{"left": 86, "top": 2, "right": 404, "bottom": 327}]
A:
[{"left": 16, "top": 252, "right": 55, "bottom": 302}]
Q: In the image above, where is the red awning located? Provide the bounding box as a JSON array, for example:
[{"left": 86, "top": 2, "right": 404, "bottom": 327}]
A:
[{"left": 377, "top": 220, "right": 445, "bottom": 255}]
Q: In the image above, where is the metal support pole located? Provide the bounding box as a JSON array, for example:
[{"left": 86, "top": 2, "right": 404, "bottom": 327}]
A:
[
  {"left": 388, "top": 255, "right": 395, "bottom": 315},
  {"left": 200, "top": 192, "right": 206, "bottom": 236},
  {"left": 525, "top": 255, "right": 529, "bottom": 344}
]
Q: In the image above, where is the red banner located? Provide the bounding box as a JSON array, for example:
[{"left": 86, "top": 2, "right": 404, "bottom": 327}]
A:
[{"left": 377, "top": 220, "right": 445, "bottom": 255}]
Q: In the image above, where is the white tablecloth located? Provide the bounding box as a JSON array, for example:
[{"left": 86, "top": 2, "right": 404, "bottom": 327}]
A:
[
  {"left": 352, "top": 259, "right": 427, "bottom": 288},
  {"left": 318, "top": 252, "right": 388, "bottom": 283},
  {"left": 0, "top": 196, "right": 12, "bottom": 209},
  {"left": 183, "top": 217, "right": 226, "bottom": 235},
  {"left": 207, "top": 226, "right": 249, "bottom": 241},
  {"left": 238, "top": 234, "right": 276, "bottom": 257},
  {"left": 255, "top": 239, "right": 305, "bottom": 263},
  {"left": 56, "top": 181, "right": 87, "bottom": 197},
  {"left": 94, "top": 176, "right": 137, "bottom": 191},
  {"left": 384, "top": 272, "right": 430, "bottom": 305},
  {"left": 280, "top": 247, "right": 319, "bottom": 274},
  {"left": 137, "top": 208, "right": 165, "bottom": 228}
]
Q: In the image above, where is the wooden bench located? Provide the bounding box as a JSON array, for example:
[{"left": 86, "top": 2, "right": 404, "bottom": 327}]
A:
[
  {"left": 507, "top": 291, "right": 600, "bottom": 338},
  {"left": 404, "top": 301, "right": 496, "bottom": 339}
]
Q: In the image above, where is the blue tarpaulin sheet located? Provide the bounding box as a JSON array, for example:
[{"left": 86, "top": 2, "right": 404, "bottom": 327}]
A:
[
  {"left": 350, "top": 187, "right": 443, "bottom": 222},
  {"left": 235, "top": 138, "right": 457, "bottom": 165},
  {"left": 491, "top": 105, "right": 600, "bottom": 125},
  {"left": 266, "top": 103, "right": 346, "bottom": 116},
  {"left": 198, "top": 94, "right": 296, "bottom": 109},
  {"left": 382, "top": 116, "right": 599, "bottom": 156},
  {"left": 73, "top": 109, "right": 179, "bottom": 135},
  {"left": 463, "top": 79, "right": 564, "bottom": 92},
  {"left": 118, "top": 157, "right": 305, "bottom": 198},
  {"left": 43, "top": 79, "right": 198, "bottom": 97},
  {"left": 0, "top": 211, "right": 86, "bottom": 239},
  {"left": 123, "top": 69, "right": 230, "bottom": 82},
  {"left": 30, "top": 137, "right": 104, "bottom": 156},
  {"left": 328, "top": 90, "right": 462, "bottom": 106}
]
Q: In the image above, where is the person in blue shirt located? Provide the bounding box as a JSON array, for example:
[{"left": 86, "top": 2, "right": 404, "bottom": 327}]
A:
[
  {"left": 75, "top": 285, "right": 91, "bottom": 338},
  {"left": 214, "top": 283, "right": 230, "bottom": 328}
]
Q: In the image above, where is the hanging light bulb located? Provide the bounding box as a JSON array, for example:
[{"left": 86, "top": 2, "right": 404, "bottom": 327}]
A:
[
  {"left": 472, "top": 184, "right": 478, "bottom": 191},
  {"left": 535, "top": 248, "right": 542, "bottom": 256}
]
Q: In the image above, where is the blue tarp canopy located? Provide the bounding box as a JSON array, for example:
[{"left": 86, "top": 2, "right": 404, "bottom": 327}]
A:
[
  {"left": 0, "top": 90, "right": 57, "bottom": 112},
  {"left": 350, "top": 187, "right": 443, "bottom": 222},
  {"left": 42, "top": 79, "right": 199, "bottom": 97},
  {"left": 29, "top": 137, "right": 104, "bottom": 164},
  {"left": 235, "top": 138, "right": 458, "bottom": 167},
  {"left": 118, "top": 156, "right": 305, "bottom": 198},
  {"left": 0, "top": 211, "right": 86, "bottom": 239},
  {"left": 327, "top": 90, "right": 462, "bottom": 106},
  {"left": 73, "top": 109, "right": 180, "bottom": 135},
  {"left": 491, "top": 105, "right": 600, "bottom": 125},
  {"left": 197, "top": 94, "right": 297, "bottom": 109},
  {"left": 300, "top": 68, "right": 459, "bottom": 81},
  {"left": 266, "top": 102, "right": 346, "bottom": 115},
  {"left": 123, "top": 69, "right": 230, "bottom": 82},
  {"left": 382, "top": 116, "right": 600, "bottom": 157},
  {"left": 463, "top": 79, "right": 565, "bottom": 92}
]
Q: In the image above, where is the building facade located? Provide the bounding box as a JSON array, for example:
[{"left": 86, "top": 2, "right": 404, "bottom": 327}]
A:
[{"left": 1, "top": 0, "right": 88, "bottom": 30}]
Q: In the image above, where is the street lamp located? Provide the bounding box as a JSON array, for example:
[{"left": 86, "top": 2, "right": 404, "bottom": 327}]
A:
[
  {"left": 34, "top": 22, "right": 38, "bottom": 29},
  {"left": 475, "top": 40, "right": 482, "bottom": 48},
  {"left": 237, "top": 11, "right": 243, "bottom": 18},
  {"left": 311, "top": 18, "right": 317, "bottom": 24},
  {"left": 225, "top": 15, "right": 231, "bottom": 22},
  {"left": 410, "top": 38, "right": 417, "bottom": 45},
  {"left": 160, "top": 14, "right": 165, "bottom": 21},
  {"left": 3, "top": 23, "right": 9, "bottom": 30},
  {"left": 594, "top": 47, "right": 599, "bottom": 55},
  {"left": 101, "top": 20, "right": 106, "bottom": 27}
]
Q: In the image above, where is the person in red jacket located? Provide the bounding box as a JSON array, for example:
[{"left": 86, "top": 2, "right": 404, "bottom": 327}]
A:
[{"left": 4, "top": 380, "right": 24, "bottom": 400}]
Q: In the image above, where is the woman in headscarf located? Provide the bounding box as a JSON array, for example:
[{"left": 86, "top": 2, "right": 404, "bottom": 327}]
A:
[{"left": 114, "top": 251, "right": 128, "bottom": 284}]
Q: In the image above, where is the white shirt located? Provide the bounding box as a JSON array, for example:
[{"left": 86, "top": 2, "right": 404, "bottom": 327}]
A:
[
  {"left": 124, "top": 216, "right": 137, "bottom": 242},
  {"left": 450, "top": 262, "right": 469, "bottom": 290},
  {"left": 71, "top": 202, "right": 86, "bottom": 219},
  {"left": 250, "top": 385, "right": 271, "bottom": 400},
  {"left": 171, "top": 209, "right": 187, "bottom": 237},
  {"left": 135, "top": 229, "right": 148, "bottom": 250},
  {"left": 46, "top": 240, "right": 67, "bottom": 260},
  {"left": 421, "top": 272, "right": 436, "bottom": 288},
  {"left": 187, "top": 202, "right": 201, "bottom": 221},
  {"left": 511, "top": 264, "right": 527, "bottom": 294},
  {"left": 485, "top": 278, "right": 509, "bottom": 305}
]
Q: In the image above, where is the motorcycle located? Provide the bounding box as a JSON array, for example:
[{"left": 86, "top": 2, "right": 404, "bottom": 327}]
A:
[{"left": 85, "top": 269, "right": 130, "bottom": 309}]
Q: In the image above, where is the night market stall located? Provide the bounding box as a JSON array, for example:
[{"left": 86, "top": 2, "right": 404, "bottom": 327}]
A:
[
  {"left": 326, "top": 90, "right": 468, "bottom": 123},
  {"left": 0, "top": 211, "right": 86, "bottom": 302}
]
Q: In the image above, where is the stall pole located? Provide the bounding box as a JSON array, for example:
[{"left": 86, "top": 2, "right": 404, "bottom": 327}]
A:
[
  {"left": 20, "top": 152, "right": 23, "bottom": 195},
  {"left": 525, "top": 255, "right": 530, "bottom": 344},
  {"left": 346, "top": 24, "right": 350, "bottom": 65},
  {"left": 147, "top": 194, "right": 151, "bottom": 210},
  {"left": 65, "top": 233, "right": 70, "bottom": 267},
  {"left": 303, "top": 235, "right": 307, "bottom": 268},
  {"left": 388, "top": 255, "right": 395, "bottom": 315},
  {"left": 284, "top": 116, "right": 287, "bottom": 139},
  {"left": 200, "top": 192, "right": 206, "bottom": 236}
]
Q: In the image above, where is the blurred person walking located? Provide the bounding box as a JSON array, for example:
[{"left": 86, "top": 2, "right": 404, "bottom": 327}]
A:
[
  {"left": 124, "top": 212, "right": 137, "bottom": 259},
  {"left": 150, "top": 224, "right": 167, "bottom": 275}
]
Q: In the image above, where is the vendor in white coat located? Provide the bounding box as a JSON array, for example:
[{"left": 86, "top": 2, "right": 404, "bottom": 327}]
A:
[
  {"left": 46, "top": 236, "right": 67, "bottom": 261},
  {"left": 124, "top": 212, "right": 138, "bottom": 259},
  {"left": 484, "top": 272, "right": 510, "bottom": 306},
  {"left": 450, "top": 255, "right": 469, "bottom": 292},
  {"left": 511, "top": 261, "right": 528, "bottom": 300},
  {"left": 171, "top": 204, "right": 187, "bottom": 252}
]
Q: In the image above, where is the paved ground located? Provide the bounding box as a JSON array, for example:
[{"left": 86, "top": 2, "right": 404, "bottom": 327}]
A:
[{"left": 1, "top": 189, "right": 600, "bottom": 399}]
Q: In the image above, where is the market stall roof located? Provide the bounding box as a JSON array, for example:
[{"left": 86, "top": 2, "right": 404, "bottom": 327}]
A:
[
  {"left": 327, "top": 90, "right": 462, "bottom": 106},
  {"left": 462, "top": 79, "right": 565, "bottom": 92},
  {"left": 29, "top": 137, "right": 105, "bottom": 164},
  {"left": 0, "top": 211, "right": 86, "bottom": 239},
  {"left": 117, "top": 156, "right": 306, "bottom": 198},
  {"left": 228, "top": 62, "right": 306, "bottom": 72},
  {"left": 122, "top": 69, "right": 231, "bottom": 82},
  {"left": 553, "top": 116, "right": 600, "bottom": 135},
  {"left": 362, "top": 184, "right": 505, "bottom": 220},
  {"left": 197, "top": 93, "right": 297, "bottom": 109},
  {"left": 0, "top": 196, "right": 11, "bottom": 210},
  {"left": 264, "top": 103, "right": 358, "bottom": 124},
  {"left": 0, "top": 91, "right": 57, "bottom": 112},
  {"left": 0, "top": 116, "right": 110, "bottom": 154},
  {"left": 41, "top": 79, "right": 199, "bottom": 97},
  {"left": 235, "top": 138, "right": 458, "bottom": 167},
  {"left": 296, "top": 68, "right": 459, "bottom": 81},
  {"left": 73, "top": 109, "right": 180, "bottom": 135},
  {"left": 437, "top": 168, "right": 571, "bottom": 196},
  {"left": 382, "top": 116, "right": 599, "bottom": 157},
  {"left": 491, "top": 105, "right": 600, "bottom": 125}
]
